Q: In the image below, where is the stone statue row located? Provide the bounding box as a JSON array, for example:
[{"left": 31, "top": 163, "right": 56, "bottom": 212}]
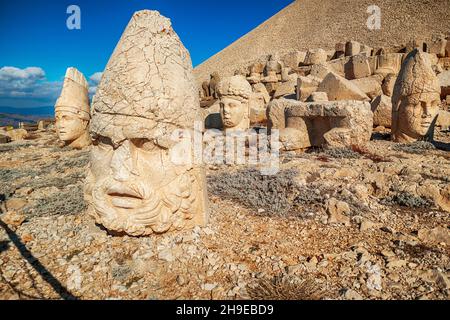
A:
[{"left": 54, "top": 10, "right": 442, "bottom": 237}]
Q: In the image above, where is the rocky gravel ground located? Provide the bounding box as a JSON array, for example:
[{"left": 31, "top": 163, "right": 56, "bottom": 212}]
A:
[{"left": 0, "top": 130, "right": 449, "bottom": 300}]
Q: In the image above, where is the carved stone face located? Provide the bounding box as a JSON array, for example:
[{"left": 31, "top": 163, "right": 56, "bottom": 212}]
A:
[
  {"left": 55, "top": 111, "right": 87, "bottom": 142},
  {"left": 220, "top": 97, "right": 246, "bottom": 128},
  {"left": 85, "top": 116, "right": 205, "bottom": 236},
  {"left": 84, "top": 10, "right": 208, "bottom": 236},
  {"left": 398, "top": 92, "right": 440, "bottom": 137}
]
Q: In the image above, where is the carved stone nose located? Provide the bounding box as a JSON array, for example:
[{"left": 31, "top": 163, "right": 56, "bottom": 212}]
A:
[{"left": 110, "top": 141, "right": 133, "bottom": 182}]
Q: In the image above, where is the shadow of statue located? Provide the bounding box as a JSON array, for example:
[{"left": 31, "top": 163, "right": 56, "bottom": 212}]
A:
[{"left": 0, "top": 219, "right": 78, "bottom": 300}]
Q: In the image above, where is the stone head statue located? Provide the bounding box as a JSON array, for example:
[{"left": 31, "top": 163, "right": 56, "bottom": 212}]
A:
[
  {"left": 392, "top": 49, "right": 441, "bottom": 143},
  {"left": 55, "top": 68, "right": 91, "bottom": 149},
  {"left": 216, "top": 75, "right": 252, "bottom": 131},
  {"left": 84, "top": 10, "right": 209, "bottom": 236}
]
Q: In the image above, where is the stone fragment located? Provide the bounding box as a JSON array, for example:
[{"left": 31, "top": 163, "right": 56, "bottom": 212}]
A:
[
  {"left": 438, "top": 70, "right": 450, "bottom": 99},
  {"left": 392, "top": 50, "right": 441, "bottom": 143},
  {"left": 0, "top": 133, "right": 10, "bottom": 144},
  {"left": 375, "top": 53, "right": 404, "bottom": 76},
  {"left": 281, "top": 51, "right": 306, "bottom": 69},
  {"left": 266, "top": 99, "right": 287, "bottom": 134},
  {"left": 429, "top": 35, "right": 447, "bottom": 58},
  {"left": 317, "top": 72, "right": 370, "bottom": 101},
  {"left": 348, "top": 54, "right": 372, "bottom": 79},
  {"left": 249, "top": 83, "right": 270, "bottom": 125},
  {"left": 382, "top": 73, "right": 397, "bottom": 97},
  {"left": 303, "top": 48, "right": 327, "bottom": 66},
  {"left": 263, "top": 55, "right": 282, "bottom": 83},
  {"left": 326, "top": 198, "right": 351, "bottom": 226},
  {"left": 247, "top": 62, "right": 265, "bottom": 84},
  {"left": 1, "top": 211, "right": 26, "bottom": 230},
  {"left": 55, "top": 67, "right": 91, "bottom": 149},
  {"left": 85, "top": 10, "right": 209, "bottom": 236},
  {"left": 345, "top": 41, "right": 361, "bottom": 56},
  {"left": 371, "top": 95, "right": 393, "bottom": 128},
  {"left": 6, "top": 129, "right": 28, "bottom": 141},
  {"left": 278, "top": 99, "right": 373, "bottom": 150},
  {"left": 351, "top": 76, "right": 383, "bottom": 100},
  {"left": 296, "top": 76, "right": 321, "bottom": 101},
  {"left": 418, "top": 226, "right": 450, "bottom": 246},
  {"left": 273, "top": 79, "right": 297, "bottom": 99},
  {"left": 306, "top": 92, "right": 328, "bottom": 102},
  {"left": 436, "top": 110, "right": 450, "bottom": 130}
]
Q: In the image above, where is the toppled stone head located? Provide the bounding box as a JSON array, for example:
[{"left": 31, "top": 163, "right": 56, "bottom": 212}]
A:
[
  {"left": 55, "top": 68, "right": 91, "bottom": 149},
  {"left": 216, "top": 75, "right": 252, "bottom": 131},
  {"left": 84, "top": 10, "right": 209, "bottom": 236},
  {"left": 392, "top": 50, "right": 441, "bottom": 143}
]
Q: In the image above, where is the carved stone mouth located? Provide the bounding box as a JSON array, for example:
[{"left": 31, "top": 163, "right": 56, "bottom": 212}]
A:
[{"left": 106, "top": 185, "right": 144, "bottom": 209}]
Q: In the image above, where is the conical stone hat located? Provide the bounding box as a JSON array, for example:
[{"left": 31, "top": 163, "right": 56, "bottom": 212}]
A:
[{"left": 91, "top": 10, "right": 201, "bottom": 143}]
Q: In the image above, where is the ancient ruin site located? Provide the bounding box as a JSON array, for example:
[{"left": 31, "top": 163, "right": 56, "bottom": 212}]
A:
[{"left": 1, "top": 0, "right": 450, "bottom": 301}]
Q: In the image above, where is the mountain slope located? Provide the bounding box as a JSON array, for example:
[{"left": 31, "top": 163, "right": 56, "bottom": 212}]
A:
[{"left": 194, "top": 0, "right": 450, "bottom": 83}]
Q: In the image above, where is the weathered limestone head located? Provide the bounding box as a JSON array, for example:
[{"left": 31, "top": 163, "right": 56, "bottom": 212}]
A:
[
  {"left": 55, "top": 68, "right": 91, "bottom": 149},
  {"left": 392, "top": 49, "right": 441, "bottom": 143},
  {"left": 85, "top": 10, "right": 209, "bottom": 236},
  {"left": 216, "top": 75, "right": 252, "bottom": 131}
]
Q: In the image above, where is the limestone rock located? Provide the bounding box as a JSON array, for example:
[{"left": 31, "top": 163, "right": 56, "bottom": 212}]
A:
[
  {"left": 0, "top": 133, "right": 11, "bottom": 144},
  {"left": 348, "top": 54, "right": 372, "bottom": 79},
  {"left": 371, "top": 95, "right": 393, "bottom": 128},
  {"left": 326, "top": 198, "right": 351, "bottom": 226},
  {"left": 296, "top": 76, "right": 321, "bottom": 101},
  {"left": 438, "top": 70, "right": 450, "bottom": 99},
  {"left": 317, "top": 72, "right": 370, "bottom": 101},
  {"left": 418, "top": 227, "right": 450, "bottom": 246},
  {"left": 281, "top": 51, "right": 306, "bottom": 69},
  {"left": 6, "top": 129, "right": 28, "bottom": 141},
  {"left": 267, "top": 99, "right": 287, "bottom": 134},
  {"left": 345, "top": 41, "right": 361, "bottom": 57},
  {"left": 436, "top": 110, "right": 450, "bottom": 130},
  {"left": 1, "top": 211, "right": 26, "bottom": 230},
  {"left": 429, "top": 35, "right": 447, "bottom": 58},
  {"left": 375, "top": 53, "right": 404, "bottom": 76},
  {"left": 351, "top": 76, "right": 383, "bottom": 100},
  {"left": 273, "top": 79, "right": 297, "bottom": 99},
  {"left": 303, "top": 48, "right": 328, "bottom": 66},
  {"left": 382, "top": 73, "right": 397, "bottom": 97},
  {"left": 309, "top": 64, "right": 333, "bottom": 80},
  {"left": 306, "top": 92, "right": 328, "bottom": 102},
  {"left": 280, "top": 99, "right": 373, "bottom": 149}
]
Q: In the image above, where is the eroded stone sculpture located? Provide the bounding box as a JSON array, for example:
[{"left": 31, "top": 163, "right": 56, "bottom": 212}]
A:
[
  {"left": 392, "top": 49, "right": 441, "bottom": 143},
  {"left": 268, "top": 98, "right": 373, "bottom": 150},
  {"left": 55, "top": 68, "right": 91, "bottom": 149},
  {"left": 84, "top": 10, "right": 209, "bottom": 236},
  {"left": 216, "top": 75, "right": 252, "bottom": 131}
]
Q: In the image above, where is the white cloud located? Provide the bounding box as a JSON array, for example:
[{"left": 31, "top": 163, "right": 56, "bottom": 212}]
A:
[
  {"left": 88, "top": 71, "right": 103, "bottom": 97},
  {"left": 0, "top": 66, "right": 61, "bottom": 104},
  {"left": 89, "top": 72, "right": 103, "bottom": 84},
  {"left": 0, "top": 66, "right": 45, "bottom": 81}
]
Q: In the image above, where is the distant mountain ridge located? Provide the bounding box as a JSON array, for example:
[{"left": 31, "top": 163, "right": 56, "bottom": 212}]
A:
[
  {"left": 0, "top": 106, "right": 54, "bottom": 117},
  {"left": 0, "top": 107, "right": 54, "bottom": 127}
]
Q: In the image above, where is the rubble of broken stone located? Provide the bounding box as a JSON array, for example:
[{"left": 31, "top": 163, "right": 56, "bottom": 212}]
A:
[{"left": 200, "top": 36, "right": 450, "bottom": 147}]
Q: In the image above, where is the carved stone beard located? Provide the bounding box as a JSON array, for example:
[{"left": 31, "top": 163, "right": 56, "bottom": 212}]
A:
[{"left": 84, "top": 167, "right": 201, "bottom": 236}]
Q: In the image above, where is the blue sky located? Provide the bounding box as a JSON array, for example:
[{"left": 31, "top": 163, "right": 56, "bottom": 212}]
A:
[{"left": 0, "top": 0, "right": 293, "bottom": 109}]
